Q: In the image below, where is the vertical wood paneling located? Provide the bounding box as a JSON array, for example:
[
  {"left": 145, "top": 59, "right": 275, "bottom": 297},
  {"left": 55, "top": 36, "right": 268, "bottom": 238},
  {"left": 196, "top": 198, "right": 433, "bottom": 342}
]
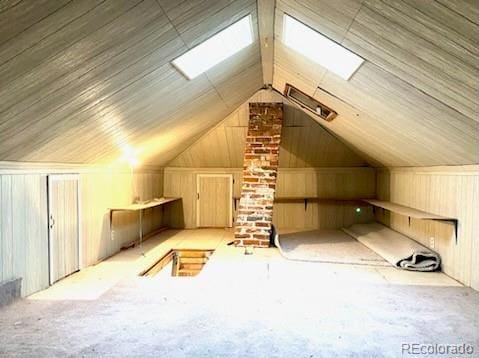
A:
[
  {"left": 376, "top": 167, "right": 479, "bottom": 290},
  {"left": 0, "top": 168, "right": 163, "bottom": 296},
  {"left": 164, "top": 167, "right": 375, "bottom": 230},
  {"left": 1, "top": 176, "right": 13, "bottom": 283},
  {"left": 272, "top": 202, "right": 373, "bottom": 230},
  {"left": 80, "top": 170, "right": 164, "bottom": 266},
  {"left": 0, "top": 174, "right": 48, "bottom": 296},
  {"left": 0, "top": 178, "right": 2, "bottom": 282},
  {"left": 163, "top": 170, "right": 197, "bottom": 228},
  {"left": 168, "top": 90, "right": 368, "bottom": 168},
  {"left": 471, "top": 177, "right": 479, "bottom": 290}
]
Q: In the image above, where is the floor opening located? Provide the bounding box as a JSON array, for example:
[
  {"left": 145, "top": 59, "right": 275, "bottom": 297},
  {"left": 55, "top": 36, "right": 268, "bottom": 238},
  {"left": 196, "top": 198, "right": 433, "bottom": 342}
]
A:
[{"left": 141, "top": 249, "right": 214, "bottom": 277}]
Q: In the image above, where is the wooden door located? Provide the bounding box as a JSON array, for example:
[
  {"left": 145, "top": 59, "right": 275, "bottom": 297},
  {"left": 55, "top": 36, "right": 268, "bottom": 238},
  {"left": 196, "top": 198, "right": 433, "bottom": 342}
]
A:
[
  {"left": 48, "top": 175, "right": 79, "bottom": 284},
  {"left": 197, "top": 175, "right": 232, "bottom": 228}
]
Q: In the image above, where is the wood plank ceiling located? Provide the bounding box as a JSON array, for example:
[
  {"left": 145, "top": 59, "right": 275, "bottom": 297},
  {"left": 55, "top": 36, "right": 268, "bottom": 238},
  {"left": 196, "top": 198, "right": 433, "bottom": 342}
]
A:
[
  {"left": 273, "top": 0, "right": 479, "bottom": 167},
  {"left": 0, "top": 0, "right": 477, "bottom": 167},
  {"left": 0, "top": 0, "right": 262, "bottom": 165}
]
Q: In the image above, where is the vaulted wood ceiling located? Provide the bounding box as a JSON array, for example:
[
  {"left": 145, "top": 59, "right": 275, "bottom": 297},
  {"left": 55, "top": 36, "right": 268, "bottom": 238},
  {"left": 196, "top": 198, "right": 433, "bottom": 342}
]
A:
[
  {"left": 272, "top": 0, "right": 479, "bottom": 167},
  {"left": 0, "top": 0, "right": 262, "bottom": 165},
  {"left": 0, "top": 0, "right": 478, "bottom": 167}
]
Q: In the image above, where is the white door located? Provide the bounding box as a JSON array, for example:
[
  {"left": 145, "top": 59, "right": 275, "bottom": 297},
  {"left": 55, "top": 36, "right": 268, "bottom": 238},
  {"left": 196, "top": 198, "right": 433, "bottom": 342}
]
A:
[
  {"left": 196, "top": 174, "right": 233, "bottom": 228},
  {"left": 48, "top": 175, "right": 80, "bottom": 284}
]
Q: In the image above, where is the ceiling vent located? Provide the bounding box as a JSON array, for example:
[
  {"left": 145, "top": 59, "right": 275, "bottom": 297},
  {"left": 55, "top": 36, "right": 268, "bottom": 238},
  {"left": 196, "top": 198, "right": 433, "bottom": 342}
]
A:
[{"left": 284, "top": 84, "right": 337, "bottom": 121}]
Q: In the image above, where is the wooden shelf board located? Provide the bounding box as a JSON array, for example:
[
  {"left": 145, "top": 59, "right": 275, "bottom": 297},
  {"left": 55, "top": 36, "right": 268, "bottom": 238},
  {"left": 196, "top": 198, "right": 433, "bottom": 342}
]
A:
[
  {"left": 363, "top": 199, "right": 456, "bottom": 221},
  {"left": 109, "top": 197, "right": 180, "bottom": 212},
  {"left": 233, "top": 197, "right": 368, "bottom": 210},
  {"left": 233, "top": 196, "right": 367, "bottom": 203}
]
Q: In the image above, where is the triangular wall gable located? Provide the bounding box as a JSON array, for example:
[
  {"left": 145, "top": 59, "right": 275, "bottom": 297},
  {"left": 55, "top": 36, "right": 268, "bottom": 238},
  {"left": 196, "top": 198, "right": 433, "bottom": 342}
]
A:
[{"left": 167, "top": 89, "right": 370, "bottom": 168}]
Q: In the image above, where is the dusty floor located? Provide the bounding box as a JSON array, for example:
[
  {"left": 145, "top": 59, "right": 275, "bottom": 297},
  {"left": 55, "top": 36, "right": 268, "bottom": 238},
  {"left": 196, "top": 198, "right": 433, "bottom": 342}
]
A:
[{"left": 1, "top": 229, "right": 478, "bottom": 357}]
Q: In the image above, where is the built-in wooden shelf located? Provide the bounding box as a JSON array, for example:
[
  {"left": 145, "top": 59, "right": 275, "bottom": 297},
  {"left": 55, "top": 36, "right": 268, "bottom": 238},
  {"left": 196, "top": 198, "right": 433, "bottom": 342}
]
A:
[
  {"left": 109, "top": 197, "right": 181, "bottom": 252},
  {"left": 364, "top": 199, "right": 458, "bottom": 241},
  {"left": 109, "top": 197, "right": 180, "bottom": 212},
  {"left": 233, "top": 196, "right": 368, "bottom": 210}
]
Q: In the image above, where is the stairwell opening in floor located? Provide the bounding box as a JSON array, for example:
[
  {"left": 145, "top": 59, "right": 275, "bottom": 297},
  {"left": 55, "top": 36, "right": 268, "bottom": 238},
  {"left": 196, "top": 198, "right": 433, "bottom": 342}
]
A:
[{"left": 141, "top": 249, "right": 215, "bottom": 277}]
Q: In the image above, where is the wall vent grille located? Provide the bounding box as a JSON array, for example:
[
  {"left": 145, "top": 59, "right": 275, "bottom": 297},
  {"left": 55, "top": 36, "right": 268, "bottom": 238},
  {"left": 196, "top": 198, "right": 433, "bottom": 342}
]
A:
[{"left": 284, "top": 84, "right": 337, "bottom": 121}]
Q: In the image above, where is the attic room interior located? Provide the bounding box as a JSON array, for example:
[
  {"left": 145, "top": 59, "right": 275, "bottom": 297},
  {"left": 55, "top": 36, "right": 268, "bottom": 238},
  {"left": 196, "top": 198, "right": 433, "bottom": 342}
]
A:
[{"left": 0, "top": 0, "right": 478, "bottom": 356}]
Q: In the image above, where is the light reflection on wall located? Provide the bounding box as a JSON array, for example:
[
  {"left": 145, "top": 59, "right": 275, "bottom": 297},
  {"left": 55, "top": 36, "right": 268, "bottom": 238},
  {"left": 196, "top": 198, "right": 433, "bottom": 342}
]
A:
[
  {"left": 99, "top": 112, "right": 140, "bottom": 168},
  {"left": 134, "top": 131, "right": 178, "bottom": 165},
  {"left": 121, "top": 144, "right": 139, "bottom": 168}
]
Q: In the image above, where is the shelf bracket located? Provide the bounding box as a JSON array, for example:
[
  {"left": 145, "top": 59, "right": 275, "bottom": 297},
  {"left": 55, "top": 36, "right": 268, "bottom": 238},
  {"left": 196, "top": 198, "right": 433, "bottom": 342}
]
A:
[
  {"left": 438, "top": 219, "right": 459, "bottom": 245},
  {"left": 452, "top": 219, "right": 459, "bottom": 244},
  {"left": 109, "top": 210, "right": 114, "bottom": 241}
]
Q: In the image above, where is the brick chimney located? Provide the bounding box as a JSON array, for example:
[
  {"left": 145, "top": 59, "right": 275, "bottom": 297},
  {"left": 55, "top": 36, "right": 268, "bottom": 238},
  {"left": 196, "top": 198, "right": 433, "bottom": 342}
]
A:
[{"left": 234, "top": 102, "right": 283, "bottom": 247}]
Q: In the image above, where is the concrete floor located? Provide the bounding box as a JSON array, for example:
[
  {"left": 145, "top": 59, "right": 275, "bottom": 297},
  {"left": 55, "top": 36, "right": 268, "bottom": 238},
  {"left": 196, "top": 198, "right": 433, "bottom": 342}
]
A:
[{"left": 1, "top": 229, "right": 478, "bottom": 357}]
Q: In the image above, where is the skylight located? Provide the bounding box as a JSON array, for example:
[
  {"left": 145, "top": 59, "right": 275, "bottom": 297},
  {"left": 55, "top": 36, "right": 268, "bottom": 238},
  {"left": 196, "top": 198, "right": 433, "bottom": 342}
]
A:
[
  {"left": 282, "top": 14, "right": 364, "bottom": 80},
  {"left": 172, "top": 15, "right": 253, "bottom": 80}
]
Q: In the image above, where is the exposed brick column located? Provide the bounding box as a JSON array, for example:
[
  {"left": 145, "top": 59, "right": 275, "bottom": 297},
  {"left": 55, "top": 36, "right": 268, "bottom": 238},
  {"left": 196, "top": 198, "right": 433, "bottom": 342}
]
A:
[{"left": 234, "top": 102, "right": 283, "bottom": 247}]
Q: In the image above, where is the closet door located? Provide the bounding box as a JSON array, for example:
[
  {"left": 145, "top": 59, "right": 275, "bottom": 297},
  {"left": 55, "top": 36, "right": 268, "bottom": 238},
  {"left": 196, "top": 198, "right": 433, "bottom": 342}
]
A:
[
  {"left": 48, "top": 175, "right": 79, "bottom": 284},
  {"left": 197, "top": 175, "right": 232, "bottom": 228}
]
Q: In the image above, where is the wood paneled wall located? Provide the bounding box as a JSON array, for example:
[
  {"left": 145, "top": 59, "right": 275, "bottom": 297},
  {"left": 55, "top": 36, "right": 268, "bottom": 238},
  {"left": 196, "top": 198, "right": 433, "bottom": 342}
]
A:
[
  {"left": 164, "top": 167, "right": 375, "bottom": 230},
  {"left": 274, "top": 168, "right": 375, "bottom": 230},
  {"left": 80, "top": 170, "right": 164, "bottom": 266},
  {"left": 0, "top": 174, "right": 49, "bottom": 296},
  {"left": 168, "top": 90, "right": 368, "bottom": 168},
  {"left": 376, "top": 166, "right": 479, "bottom": 290},
  {"left": 0, "top": 166, "right": 163, "bottom": 296},
  {"left": 164, "top": 168, "right": 241, "bottom": 229}
]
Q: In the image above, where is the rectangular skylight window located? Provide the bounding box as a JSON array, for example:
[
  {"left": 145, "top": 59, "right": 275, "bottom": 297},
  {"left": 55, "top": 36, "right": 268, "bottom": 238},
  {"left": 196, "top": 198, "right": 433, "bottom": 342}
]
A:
[
  {"left": 172, "top": 15, "right": 253, "bottom": 80},
  {"left": 282, "top": 14, "right": 364, "bottom": 80}
]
